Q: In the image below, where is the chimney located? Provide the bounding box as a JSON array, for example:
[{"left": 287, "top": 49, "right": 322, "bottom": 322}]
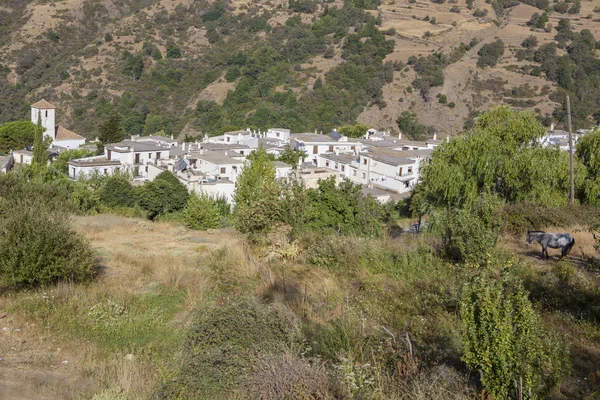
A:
[
  {"left": 550, "top": 122, "right": 555, "bottom": 131},
  {"left": 170, "top": 134, "right": 174, "bottom": 140},
  {"left": 446, "top": 136, "right": 450, "bottom": 143},
  {"left": 433, "top": 133, "right": 437, "bottom": 141},
  {"left": 398, "top": 132, "right": 402, "bottom": 139}
]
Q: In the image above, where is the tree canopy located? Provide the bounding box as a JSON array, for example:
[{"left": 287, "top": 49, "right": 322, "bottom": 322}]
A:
[{"left": 0, "top": 121, "right": 36, "bottom": 153}]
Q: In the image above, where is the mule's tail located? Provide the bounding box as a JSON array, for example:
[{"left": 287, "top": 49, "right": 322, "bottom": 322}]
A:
[{"left": 566, "top": 237, "right": 575, "bottom": 255}]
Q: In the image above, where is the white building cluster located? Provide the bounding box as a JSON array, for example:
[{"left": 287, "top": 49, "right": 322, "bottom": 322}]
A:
[
  {"left": 6, "top": 100, "right": 442, "bottom": 203},
  {"left": 69, "top": 125, "right": 441, "bottom": 204}
]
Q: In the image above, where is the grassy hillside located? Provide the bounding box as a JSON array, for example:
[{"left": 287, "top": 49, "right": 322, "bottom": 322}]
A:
[
  {"left": 0, "top": 212, "right": 599, "bottom": 399},
  {"left": 1, "top": 0, "right": 599, "bottom": 139}
]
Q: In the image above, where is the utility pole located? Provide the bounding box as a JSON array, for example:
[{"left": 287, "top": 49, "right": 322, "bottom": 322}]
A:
[{"left": 567, "top": 96, "right": 575, "bottom": 206}]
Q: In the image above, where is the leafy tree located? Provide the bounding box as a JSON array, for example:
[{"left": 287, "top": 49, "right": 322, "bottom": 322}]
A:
[
  {"left": 0, "top": 121, "right": 36, "bottom": 153},
  {"left": 416, "top": 106, "right": 584, "bottom": 209},
  {"left": 184, "top": 193, "right": 222, "bottom": 230},
  {"left": 306, "top": 177, "right": 390, "bottom": 236},
  {"left": 234, "top": 147, "right": 280, "bottom": 236},
  {"left": 98, "top": 174, "right": 136, "bottom": 208},
  {"left": 521, "top": 35, "right": 538, "bottom": 49},
  {"left": 50, "top": 149, "right": 93, "bottom": 174},
  {"left": 477, "top": 39, "right": 504, "bottom": 68},
  {"left": 397, "top": 111, "right": 426, "bottom": 139},
  {"left": 576, "top": 129, "right": 600, "bottom": 204},
  {"left": 144, "top": 114, "right": 170, "bottom": 136},
  {"left": 461, "top": 272, "right": 569, "bottom": 399},
  {"left": 122, "top": 52, "right": 144, "bottom": 80},
  {"left": 99, "top": 112, "right": 125, "bottom": 145},
  {"left": 338, "top": 124, "right": 369, "bottom": 138},
  {"left": 32, "top": 114, "right": 47, "bottom": 167},
  {"left": 277, "top": 145, "right": 307, "bottom": 168},
  {"left": 138, "top": 171, "right": 189, "bottom": 220}
]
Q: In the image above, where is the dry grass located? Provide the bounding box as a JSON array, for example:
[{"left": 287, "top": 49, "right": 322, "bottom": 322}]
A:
[{"left": 0, "top": 214, "right": 241, "bottom": 399}]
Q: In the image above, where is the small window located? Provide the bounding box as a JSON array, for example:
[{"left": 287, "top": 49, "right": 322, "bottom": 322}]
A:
[
  {"left": 220, "top": 167, "right": 226, "bottom": 174},
  {"left": 351, "top": 146, "right": 355, "bottom": 151},
  {"left": 240, "top": 151, "right": 244, "bottom": 155},
  {"left": 353, "top": 170, "right": 357, "bottom": 176},
  {"left": 408, "top": 166, "right": 413, "bottom": 174},
  {"left": 226, "top": 137, "right": 230, "bottom": 142},
  {"left": 156, "top": 152, "right": 161, "bottom": 159},
  {"left": 399, "top": 167, "right": 403, "bottom": 176},
  {"left": 313, "top": 145, "right": 318, "bottom": 154},
  {"left": 341, "top": 166, "right": 345, "bottom": 172},
  {"left": 404, "top": 182, "right": 410, "bottom": 188},
  {"left": 104, "top": 169, "right": 108, "bottom": 175},
  {"left": 362, "top": 172, "right": 366, "bottom": 179},
  {"left": 363, "top": 158, "right": 367, "bottom": 165},
  {"left": 328, "top": 145, "right": 334, "bottom": 152},
  {"left": 325, "top": 161, "right": 329, "bottom": 167},
  {"left": 276, "top": 132, "right": 280, "bottom": 137},
  {"left": 45, "top": 110, "right": 48, "bottom": 118}
]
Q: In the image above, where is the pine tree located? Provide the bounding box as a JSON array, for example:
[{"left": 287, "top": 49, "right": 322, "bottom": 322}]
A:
[
  {"left": 32, "top": 113, "right": 47, "bottom": 167},
  {"left": 99, "top": 112, "right": 125, "bottom": 145}
]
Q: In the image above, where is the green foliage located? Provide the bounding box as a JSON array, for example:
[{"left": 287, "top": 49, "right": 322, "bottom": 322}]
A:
[
  {"left": 99, "top": 112, "right": 125, "bottom": 145},
  {"left": 166, "top": 42, "right": 182, "bottom": 59},
  {"left": 0, "top": 121, "right": 36, "bottom": 153},
  {"left": 98, "top": 174, "right": 136, "bottom": 209},
  {"left": 338, "top": 124, "right": 369, "bottom": 138},
  {"left": 32, "top": 114, "right": 47, "bottom": 167},
  {"left": 305, "top": 177, "right": 391, "bottom": 237},
  {"left": 152, "top": 298, "right": 297, "bottom": 398},
  {"left": 477, "top": 39, "right": 505, "bottom": 68},
  {"left": 397, "top": 111, "right": 426, "bottom": 139},
  {"left": 416, "top": 106, "right": 580, "bottom": 209},
  {"left": 234, "top": 147, "right": 280, "bottom": 236},
  {"left": 576, "top": 129, "right": 600, "bottom": 204},
  {"left": 50, "top": 149, "right": 93, "bottom": 174},
  {"left": 138, "top": 171, "right": 189, "bottom": 220},
  {"left": 122, "top": 52, "right": 144, "bottom": 80},
  {"left": 430, "top": 194, "right": 501, "bottom": 264},
  {"left": 461, "top": 272, "right": 569, "bottom": 399},
  {"left": 0, "top": 181, "right": 97, "bottom": 289},
  {"left": 183, "top": 193, "right": 222, "bottom": 230},
  {"left": 277, "top": 145, "right": 306, "bottom": 168}
]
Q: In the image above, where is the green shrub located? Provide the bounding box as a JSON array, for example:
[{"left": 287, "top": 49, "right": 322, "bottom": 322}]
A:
[
  {"left": 184, "top": 193, "right": 222, "bottom": 230},
  {"left": 461, "top": 273, "right": 569, "bottom": 399},
  {"left": 0, "top": 203, "right": 97, "bottom": 289},
  {"left": 152, "top": 298, "right": 298, "bottom": 398},
  {"left": 98, "top": 175, "right": 136, "bottom": 208},
  {"left": 138, "top": 171, "right": 189, "bottom": 220}
]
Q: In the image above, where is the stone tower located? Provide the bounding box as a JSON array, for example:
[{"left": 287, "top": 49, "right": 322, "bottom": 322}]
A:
[{"left": 31, "top": 99, "right": 56, "bottom": 141}]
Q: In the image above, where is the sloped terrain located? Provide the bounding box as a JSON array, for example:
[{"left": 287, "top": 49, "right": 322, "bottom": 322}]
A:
[{"left": 0, "top": 0, "right": 599, "bottom": 138}]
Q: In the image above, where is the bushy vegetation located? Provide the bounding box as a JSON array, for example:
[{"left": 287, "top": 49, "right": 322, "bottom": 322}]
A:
[{"left": 0, "top": 174, "right": 97, "bottom": 289}]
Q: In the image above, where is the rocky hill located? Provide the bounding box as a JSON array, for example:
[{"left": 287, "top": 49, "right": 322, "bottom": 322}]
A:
[{"left": 0, "top": 0, "right": 599, "bottom": 139}]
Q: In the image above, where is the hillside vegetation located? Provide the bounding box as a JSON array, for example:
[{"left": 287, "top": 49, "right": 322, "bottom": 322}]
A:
[
  {"left": 0, "top": 108, "right": 599, "bottom": 399},
  {"left": 0, "top": 0, "right": 599, "bottom": 139}
]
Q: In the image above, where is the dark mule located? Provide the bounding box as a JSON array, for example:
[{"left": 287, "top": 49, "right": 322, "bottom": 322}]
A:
[{"left": 526, "top": 230, "right": 575, "bottom": 260}]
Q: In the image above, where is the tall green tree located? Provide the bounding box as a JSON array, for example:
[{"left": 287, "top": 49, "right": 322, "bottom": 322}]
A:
[
  {"left": 0, "top": 121, "right": 36, "bottom": 153},
  {"left": 461, "top": 272, "right": 569, "bottom": 399},
  {"left": 416, "top": 106, "right": 584, "bottom": 209},
  {"left": 99, "top": 112, "right": 125, "bottom": 145},
  {"left": 32, "top": 114, "right": 47, "bottom": 167},
  {"left": 576, "top": 129, "right": 600, "bottom": 204},
  {"left": 234, "top": 147, "right": 280, "bottom": 236}
]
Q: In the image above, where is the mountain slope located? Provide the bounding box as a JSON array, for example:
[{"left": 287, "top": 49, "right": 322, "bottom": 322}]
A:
[{"left": 0, "top": 0, "right": 599, "bottom": 139}]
